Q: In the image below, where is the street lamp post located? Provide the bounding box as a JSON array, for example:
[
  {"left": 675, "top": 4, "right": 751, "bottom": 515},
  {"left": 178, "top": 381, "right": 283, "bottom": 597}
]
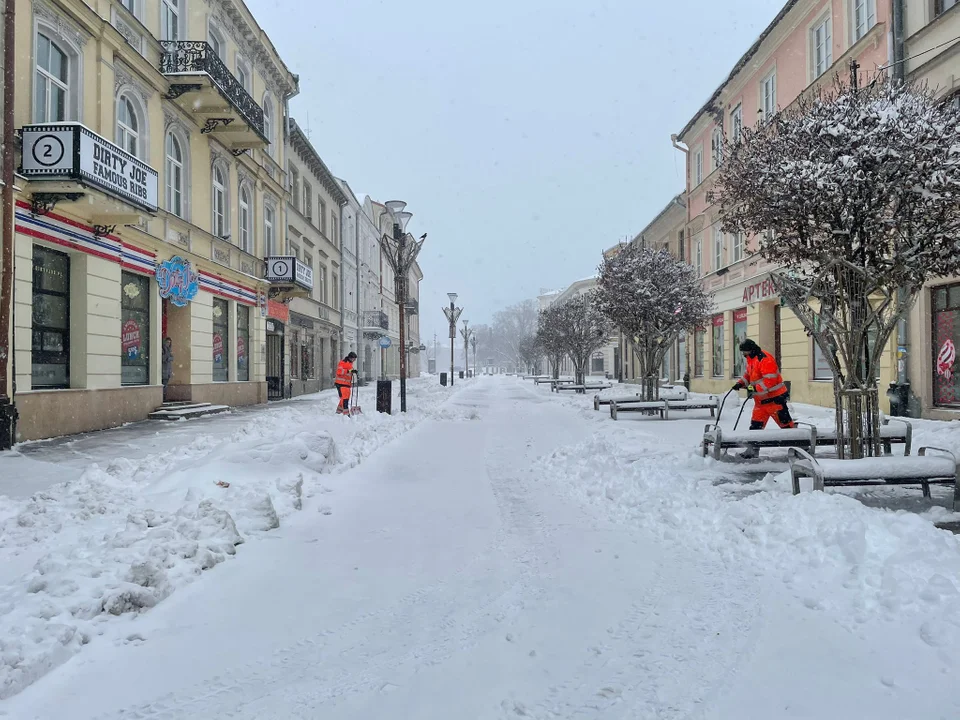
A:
[
  {"left": 471, "top": 333, "right": 477, "bottom": 374},
  {"left": 460, "top": 320, "right": 471, "bottom": 378},
  {"left": 379, "top": 201, "right": 425, "bottom": 413},
  {"left": 443, "top": 293, "right": 462, "bottom": 386}
]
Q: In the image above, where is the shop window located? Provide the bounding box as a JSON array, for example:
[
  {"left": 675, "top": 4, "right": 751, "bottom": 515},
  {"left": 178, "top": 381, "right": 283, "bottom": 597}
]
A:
[
  {"left": 732, "top": 308, "right": 747, "bottom": 378},
  {"left": 813, "top": 314, "right": 880, "bottom": 381},
  {"left": 591, "top": 352, "right": 604, "bottom": 374},
  {"left": 678, "top": 332, "right": 687, "bottom": 379},
  {"left": 303, "top": 332, "right": 315, "bottom": 378},
  {"left": 933, "top": 284, "right": 960, "bottom": 405},
  {"left": 237, "top": 304, "right": 250, "bottom": 381},
  {"left": 694, "top": 328, "right": 705, "bottom": 377},
  {"left": 711, "top": 315, "right": 724, "bottom": 377},
  {"left": 290, "top": 329, "right": 300, "bottom": 378},
  {"left": 120, "top": 271, "right": 150, "bottom": 386},
  {"left": 32, "top": 246, "right": 71, "bottom": 388},
  {"left": 661, "top": 348, "right": 671, "bottom": 381},
  {"left": 212, "top": 297, "right": 229, "bottom": 382}
]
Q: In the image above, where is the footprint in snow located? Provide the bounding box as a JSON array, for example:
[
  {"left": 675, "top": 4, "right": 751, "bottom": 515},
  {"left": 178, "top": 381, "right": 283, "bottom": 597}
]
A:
[{"left": 319, "top": 505, "right": 333, "bottom": 515}]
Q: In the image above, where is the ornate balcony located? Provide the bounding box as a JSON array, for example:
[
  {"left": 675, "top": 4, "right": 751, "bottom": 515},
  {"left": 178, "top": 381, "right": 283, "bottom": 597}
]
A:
[
  {"left": 361, "top": 311, "right": 389, "bottom": 337},
  {"left": 160, "top": 41, "right": 267, "bottom": 152}
]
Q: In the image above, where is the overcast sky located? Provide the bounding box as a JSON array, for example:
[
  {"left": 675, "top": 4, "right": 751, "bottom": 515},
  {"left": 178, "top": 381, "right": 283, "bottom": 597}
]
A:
[{"left": 246, "top": 0, "right": 787, "bottom": 342}]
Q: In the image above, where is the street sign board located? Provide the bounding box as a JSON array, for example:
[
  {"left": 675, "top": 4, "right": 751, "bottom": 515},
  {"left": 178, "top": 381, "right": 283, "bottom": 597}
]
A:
[{"left": 379, "top": 336, "right": 392, "bottom": 349}]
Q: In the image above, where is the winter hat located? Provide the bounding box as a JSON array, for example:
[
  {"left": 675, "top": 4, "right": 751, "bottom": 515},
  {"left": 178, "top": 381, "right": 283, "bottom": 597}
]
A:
[
  {"left": 739, "top": 339, "right": 761, "bottom": 355},
  {"left": 347, "top": 351, "right": 358, "bottom": 360}
]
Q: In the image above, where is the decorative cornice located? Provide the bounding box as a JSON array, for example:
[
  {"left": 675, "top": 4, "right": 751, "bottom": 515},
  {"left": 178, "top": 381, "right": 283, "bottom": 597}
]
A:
[
  {"left": 287, "top": 119, "right": 348, "bottom": 206},
  {"left": 111, "top": 10, "right": 144, "bottom": 56},
  {"left": 34, "top": 0, "right": 88, "bottom": 47},
  {"left": 114, "top": 62, "right": 149, "bottom": 105},
  {"left": 211, "top": 1, "right": 297, "bottom": 98}
]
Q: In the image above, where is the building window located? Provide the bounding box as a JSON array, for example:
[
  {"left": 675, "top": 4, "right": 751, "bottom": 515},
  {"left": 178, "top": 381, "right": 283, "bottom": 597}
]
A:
[
  {"left": 303, "top": 332, "right": 315, "bottom": 378},
  {"left": 121, "top": 271, "right": 150, "bottom": 386},
  {"left": 591, "top": 352, "right": 604, "bottom": 374},
  {"left": 319, "top": 199, "right": 327, "bottom": 235},
  {"left": 731, "top": 103, "right": 743, "bottom": 143},
  {"left": 239, "top": 185, "right": 251, "bottom": 253},
  {"left": 694, "top": 148, "right": 703, "bottom": 185},
  {"left": 332, "top": 273, "right": 339, "bottom": 309},
  {"left": 35, "top": 32, "right": 70, "bottom": 122},
  {"left": 318, "top": 266, "right": 327, "bottom": 304},
  {"left": 289, "top": 165, "right": 300, "bottom": 213},
  {"left": 212, "top": 297, "right": 229, "bottom": 382},
  {"left": 263, "top": 95, "right": 274, "bottom": 154},
  {"left": 264, "top": 203, "right": 276, "bottom": 256},
  {"left": 236, "top": 56, "right": 251, "bottom": 93},
  {"left": 761, "top": 70, "right": 777, "bottom": 121},
  {"left": 290, "top": 329, "right": 300, "bottom": 379},
  {"left": 711, "top": 127, "right": 723, "bottom": 169},
  {"left": 732, "top": 308, "right": 747, "bottom": 379},
  {"left": 853, "top": 0, "right": 876, "bottom": 42},
  {"left": 812, "top": 17, "right": 832, "bottom": 78},
  {"left": 289, "top": 242, "right": 300, "bottom": 260},
  {"left": 332, "top": 215, "right": 339, "bottom": 245},
  {"left": 713, "top": 227, "right": 724, "bottom": 270},
  {"left": 208, "top": 25, "right": 226, "bottom": 60},
  {"left": 212, "top": 163, "right": 228, "bottom": 237},
  {"left": 303, "top": 252, "right": 313, "bottom": 279},
  {"left": 161, "top": 0, "right": 180, "bottom": 42},
  {"left": 165, "top": 130, "right": 185, "bottom": 218},
  {"left": 813, "top": 335, "right": 835, "bottom": 380},
  {"left": 116, "top": 94, "right": 142, "bottom": 158},
  {"left": 937, "top": 0, "right": 959, "bottom": 16},
  {"left": 711, "top": 315, "right": 724, "bottom": 377},
  {"left": 237, "top": 304, "right": 250, "bottom": 381},
  {"left": 32, "top": 246, "right": 70, "bottom": 389},
  {"left": 302, "top": 181, "right": 313, "bottom": 221},
  {"left": 694, "top": 328, "right": 705, "bottom": 377},
  {"left": 933, "top": 285, "right": 960, "bottom": 405},
  {"left": 695, "top": 238, "right": 702, "bottom": 276},
  {"left": 119, "top": 0, "right": 136, "bottom": 14},
  {"left": 677, "top": 229, "right": 685, "bottom": 262},
  {"left": 732, "top": 231, "right": 744, "bottom": 262}
]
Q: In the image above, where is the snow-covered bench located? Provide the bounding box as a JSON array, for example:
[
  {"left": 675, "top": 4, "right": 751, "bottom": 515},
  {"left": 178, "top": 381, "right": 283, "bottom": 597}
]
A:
[
  {"left": 594, "top": 390, "right": 688, "bottom": 411},
  {"left": 610, "top": 396, "right": 716, "bottom": 421},
  {"left": 701, "top": 424, "right": 819, "bottom": 460},
  {"left": 814, "top": 419, "right": 913, "bottom": 456},
  {"left": 556, "top": 383, "right": 612, "bottom": 394},
  {"left": 524, "top": 375, "right": 549, "bottom": 380},
  {"left": 535, "top": 377, "right": 573, "bottom": 386},
  {"left": 788, "top": 447, "right": 959, "bottom": 509}
]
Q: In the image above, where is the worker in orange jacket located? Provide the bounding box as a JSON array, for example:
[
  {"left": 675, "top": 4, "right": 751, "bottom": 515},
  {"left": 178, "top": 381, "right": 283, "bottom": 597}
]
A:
[
  {"left": 733, "top": 339, "right": 795, "bottom": 458},
  {"left": 335, "top": 351, "right": 358, "bottom": 414}
]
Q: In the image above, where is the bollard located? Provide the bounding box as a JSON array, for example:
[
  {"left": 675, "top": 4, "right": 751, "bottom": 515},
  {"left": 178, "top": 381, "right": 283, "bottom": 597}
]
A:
[
  {"left": 376, "top": 380, "right": 392, "bottom": 414},
  {"left": 440, "top": 372, "right": 447, "bottom": 386}
]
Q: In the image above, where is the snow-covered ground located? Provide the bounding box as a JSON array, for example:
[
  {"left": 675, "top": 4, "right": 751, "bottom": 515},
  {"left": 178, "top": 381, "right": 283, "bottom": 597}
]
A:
[{"left": 1, "top": 375, "right": 960, "bottom": 718}]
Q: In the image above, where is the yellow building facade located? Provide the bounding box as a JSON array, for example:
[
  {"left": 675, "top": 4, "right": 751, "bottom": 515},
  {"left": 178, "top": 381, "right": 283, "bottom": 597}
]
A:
[{"left": 12, "top": 0, "right": 298, "bottom": 440}]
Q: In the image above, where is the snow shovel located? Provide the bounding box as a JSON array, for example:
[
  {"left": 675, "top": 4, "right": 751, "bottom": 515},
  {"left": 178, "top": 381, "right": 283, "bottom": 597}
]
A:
[{"left": 349, "top": 376, "right": 363, "bottom": 416}]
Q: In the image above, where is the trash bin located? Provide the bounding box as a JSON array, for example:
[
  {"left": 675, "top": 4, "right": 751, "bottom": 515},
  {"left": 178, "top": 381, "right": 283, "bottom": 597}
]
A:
[
  {"left": 376, "top": 380, "right": 392, "bottom": 414},
  {"left": 440, "top": 372, "right": 447, "bottom": 386},
  {"left": 459, "top": 371, "right": 464, "bottom": 379}
]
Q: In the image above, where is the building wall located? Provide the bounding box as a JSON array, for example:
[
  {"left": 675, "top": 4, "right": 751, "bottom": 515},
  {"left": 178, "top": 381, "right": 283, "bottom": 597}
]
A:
[
  {"left": 680, "top": 0, "right": 894, "bottom": 410},
  {"left": 11, "top": 0, "right": 295, "bottom": 440}
]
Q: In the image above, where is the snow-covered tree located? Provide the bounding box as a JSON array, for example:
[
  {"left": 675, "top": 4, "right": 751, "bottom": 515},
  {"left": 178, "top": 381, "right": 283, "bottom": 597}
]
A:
[
  {"left": 517, "top": 334, "right": 541, "bottom": 375},
  {"left": 549, "top": 292, "right": 611, "bottom": 385},
  {"left": 536, "top": 304, "right": 567, "bottom": 379},
  {"left": 596, "top": 244, "right": 712, "bottom": 400},
  {"left": 709, "top": 73, "right": 960, "bottom": 457}
]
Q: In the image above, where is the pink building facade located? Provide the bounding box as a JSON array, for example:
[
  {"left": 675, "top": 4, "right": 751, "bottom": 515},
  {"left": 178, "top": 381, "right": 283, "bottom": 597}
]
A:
[{"left": 676, "top": 0, "right": 896, "bottom": 408}]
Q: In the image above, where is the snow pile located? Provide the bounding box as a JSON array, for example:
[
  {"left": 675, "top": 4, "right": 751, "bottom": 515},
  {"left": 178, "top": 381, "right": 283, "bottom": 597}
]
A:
[
  {"left": 0, "top": 376, "right": 473, "bottom": 699},
  {"left": 538, "top": 428, "right": 960, "bottom": 661}
]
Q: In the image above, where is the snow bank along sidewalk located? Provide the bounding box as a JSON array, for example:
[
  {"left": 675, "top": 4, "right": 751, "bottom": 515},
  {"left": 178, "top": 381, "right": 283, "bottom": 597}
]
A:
[
  {"left": 530, "top": 378, "right": 960, "bottom": 682},
  {"left": 0, "top": 376, "right": 475, "bottom": 700}
]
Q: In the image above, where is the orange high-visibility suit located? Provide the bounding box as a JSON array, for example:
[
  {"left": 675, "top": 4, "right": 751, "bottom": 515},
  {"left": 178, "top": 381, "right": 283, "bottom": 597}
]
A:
[
  {"left": 335, "top": 358, "right": 354, "bottom": 413},
  {"left": 736, "top": 349, "right": 795, "bottom": 429}
]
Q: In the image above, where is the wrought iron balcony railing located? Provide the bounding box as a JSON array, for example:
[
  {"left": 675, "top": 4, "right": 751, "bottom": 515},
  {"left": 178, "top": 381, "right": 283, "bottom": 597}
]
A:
[
  {"left": 159, "top": 41, "right": 266, "bottom": 140},
  {"left": 361, "top": 311, "right": 389, "bottom": 331}
]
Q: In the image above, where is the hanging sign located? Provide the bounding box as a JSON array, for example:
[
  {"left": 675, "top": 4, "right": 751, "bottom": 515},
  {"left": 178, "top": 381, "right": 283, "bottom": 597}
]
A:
[
  {"left": 121, "top": 319, "right": 141, "bottom": 359},
  {"left": 237, "top": 336, "right": 246, "bottom": 361},
  {"left": 156, "top": 255, "right": 199, "bottom": 307},
  {"left": 19, "top": 123, "right": 159, "bottom": 213},
  {"left": 258, "top": 289, "right": 267, "bottom": 317},
  {"left": 733, "top": 308, "right": 748, "bottom": 323},
  {"left": 213, "top": 333, "right": 224, "bottom": 364},
  {"left": 937, "top": 338, "right": 956, "bottom": 379},
  {"left": 712, "top": 314, "right": 725, "bottom": 327}
]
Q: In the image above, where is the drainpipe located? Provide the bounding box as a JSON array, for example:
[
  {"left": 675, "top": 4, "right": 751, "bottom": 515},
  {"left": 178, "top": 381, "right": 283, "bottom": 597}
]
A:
[
  {"left": 0, "top": 0, "right": 18, "bottom": 449},
  {"left": 889, "top": 0, "right": 914, "bottom": 416},
  {"left": 671, "top": 134, "right": 693, "bottom": 389}
]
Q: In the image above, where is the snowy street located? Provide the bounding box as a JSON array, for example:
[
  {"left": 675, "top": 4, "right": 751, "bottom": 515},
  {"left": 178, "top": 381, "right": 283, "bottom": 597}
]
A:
[{"left": 3, "top": 376, "right": 960, "bottom": 719}]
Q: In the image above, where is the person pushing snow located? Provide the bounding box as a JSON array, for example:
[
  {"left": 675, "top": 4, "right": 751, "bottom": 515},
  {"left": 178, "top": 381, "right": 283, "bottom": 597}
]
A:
[
  {"left": 335, "top": 352, "right": 358, "bottom": 415},
  {"left": 732, "top": 339, "right": 795, "bottom": 459}
]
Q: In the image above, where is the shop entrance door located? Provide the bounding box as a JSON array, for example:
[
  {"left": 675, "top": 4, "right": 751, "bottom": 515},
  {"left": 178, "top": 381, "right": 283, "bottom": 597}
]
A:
[{"left": 266, "top": 326, "right": 285, "bottom": 401}]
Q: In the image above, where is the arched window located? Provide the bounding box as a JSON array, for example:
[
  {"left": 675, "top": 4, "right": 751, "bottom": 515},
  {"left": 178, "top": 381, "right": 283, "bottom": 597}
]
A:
[
  {"left": 208, "top": 24, "right": 226, "bottom": 60},
  {"left": 35, "top": 32, "right": 70, "bottom": 122},
  {"left": 262, "top": 94, "right": 274, "bottom": 153},
  {"left": 116, "top": 95, "right": 140, "bottom": 157},
  {"left": 165, "top": 130, "right": 185, "bottom": 218},
  {"left": 239, "top": 184, "right": 251, "bottom": 253},
  {"left": 264, "top": 202, "right": 275, "bottom": 256},
  {"left": 212, "top": 163, "right": 228, "bottom": 238}
]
